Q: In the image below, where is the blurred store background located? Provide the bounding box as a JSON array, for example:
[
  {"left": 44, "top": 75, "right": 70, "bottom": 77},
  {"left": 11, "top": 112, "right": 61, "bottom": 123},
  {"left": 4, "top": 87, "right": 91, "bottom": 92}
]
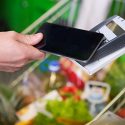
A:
[{"left": 0, "top": 0, "right": 125, "bottom": 125}]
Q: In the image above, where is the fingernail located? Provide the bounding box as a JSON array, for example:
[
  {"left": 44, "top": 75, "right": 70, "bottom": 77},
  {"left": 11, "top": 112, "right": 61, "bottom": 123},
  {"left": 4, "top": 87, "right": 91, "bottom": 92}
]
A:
[
  {"left": 33, "top": 33, "right": 43, "bottom": 42},
  {"left": 37, "top": 53, "right": 45, "bottom": 60},
  {"left": 35, "top": 33, "right": 43, "bottom": 39}
]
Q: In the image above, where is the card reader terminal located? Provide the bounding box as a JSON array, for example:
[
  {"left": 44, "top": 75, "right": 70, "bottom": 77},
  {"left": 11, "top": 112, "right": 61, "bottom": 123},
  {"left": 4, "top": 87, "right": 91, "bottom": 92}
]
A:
[
  {"left": 97, "top": 16, "right": 125, "bottom": 47},
  {"left": 76, "top": 15, "right": 125, "bottom": 75}
]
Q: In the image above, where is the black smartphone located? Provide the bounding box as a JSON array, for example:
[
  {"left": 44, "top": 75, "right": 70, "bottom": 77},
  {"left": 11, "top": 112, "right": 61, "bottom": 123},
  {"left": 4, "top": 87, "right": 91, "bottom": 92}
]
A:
[{"left": 34, "top": 23, "right": 105, "bottom": 62}]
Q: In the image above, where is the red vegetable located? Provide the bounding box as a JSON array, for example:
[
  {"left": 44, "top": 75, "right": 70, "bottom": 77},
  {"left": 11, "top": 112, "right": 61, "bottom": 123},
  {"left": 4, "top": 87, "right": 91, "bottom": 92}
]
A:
[
  {"left": 59, "top": 86, "right": 81, "bottom": 100},
  {"left": 62, "top": 86, "right": 78, "bottom": 94},
  {"left": 117, "top": 108, "right": 125, "bottom": 118}
]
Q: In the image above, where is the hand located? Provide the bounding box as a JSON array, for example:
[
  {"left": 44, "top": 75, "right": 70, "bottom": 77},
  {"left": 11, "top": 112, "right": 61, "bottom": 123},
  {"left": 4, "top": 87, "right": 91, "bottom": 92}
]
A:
[{"left": 0, "top": 31, "right": 45, "bottom": 72}]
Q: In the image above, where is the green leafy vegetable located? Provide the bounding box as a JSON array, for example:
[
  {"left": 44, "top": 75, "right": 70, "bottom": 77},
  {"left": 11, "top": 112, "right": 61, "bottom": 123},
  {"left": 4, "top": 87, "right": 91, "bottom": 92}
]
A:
[
  {"left": 104, "top": 62, "right": 125, "bottom": 98},
  {"left": 34, "top": 98, "right": 92, "bottom": 125},
  {"left": 46, "top": 98, "right": 92, "bottom": 123},
  {"left": 34, "top": 113, "right": 62, "bottom": 125}
]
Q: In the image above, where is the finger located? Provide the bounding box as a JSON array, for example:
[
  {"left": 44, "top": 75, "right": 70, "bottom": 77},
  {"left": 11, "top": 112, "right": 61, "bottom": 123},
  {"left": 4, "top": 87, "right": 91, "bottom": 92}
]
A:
[
  {"left": 0, "top": 61, "right": 26, "bottom": 68},
  {"left": 15, "top": 33, "right": 43, "bottom": 45},
  {"left": 24, "top": 45, "right": 45, "bottom": 60},
  {"left": 0, "top": 66, "right": 21, "bottom": 72}
]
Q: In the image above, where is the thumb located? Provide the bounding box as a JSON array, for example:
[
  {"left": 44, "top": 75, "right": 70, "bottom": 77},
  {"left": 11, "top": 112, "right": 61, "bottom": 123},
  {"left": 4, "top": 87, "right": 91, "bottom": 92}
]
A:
[{"left": 16, "top": 33, "right": 43, "bottom": 45}]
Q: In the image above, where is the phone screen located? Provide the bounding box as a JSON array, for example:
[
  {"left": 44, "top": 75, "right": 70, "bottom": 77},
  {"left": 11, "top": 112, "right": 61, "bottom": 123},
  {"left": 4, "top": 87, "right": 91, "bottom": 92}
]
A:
[{"left": 35, "top": 23, "right": 104, "bottom": 61}]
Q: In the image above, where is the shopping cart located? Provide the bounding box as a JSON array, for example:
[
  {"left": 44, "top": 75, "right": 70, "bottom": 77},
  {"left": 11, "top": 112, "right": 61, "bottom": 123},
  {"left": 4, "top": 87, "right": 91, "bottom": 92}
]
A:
[
  {"left": 0, "top": 0, "right": 81, "bottom": 86},
  {"left": 2, "top": 1, "right": 125, "bottom": 125}
]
